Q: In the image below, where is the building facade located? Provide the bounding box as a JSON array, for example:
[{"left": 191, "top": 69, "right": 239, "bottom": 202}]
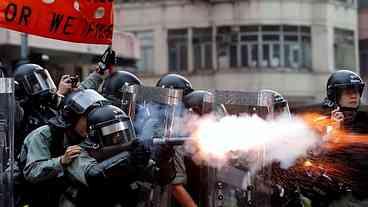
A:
[
  {"left": 0, "top": 0, "right": 359, "bottom": 105},
  {"left": 119, "top": 0, "right": 359, "bottom": 104},
  {"left": 359, "top": 0, "right": 368, "bottom": 80}
]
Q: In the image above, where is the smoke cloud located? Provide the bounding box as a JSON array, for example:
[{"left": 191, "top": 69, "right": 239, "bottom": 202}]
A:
[
  {"left": 133, "top": 102, "right": 322, "bottom": 173},
  {"left": 187, "top": 114, "right": 322, "bottom": 172}
]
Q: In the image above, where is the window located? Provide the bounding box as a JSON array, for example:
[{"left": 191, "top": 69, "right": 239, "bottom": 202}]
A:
[
  {"left": 301, "top": 36, "right": 312, "bottom": 68},
  {"left": 261, "top": 27, "right": 281, "bottom": 68},
  {"left": 250, "top": 44, "right": 258, "bottom": 67},
  {"left": 334, "top": 28, "right": 356, "bottom": 69},
  {"left": 217, "top": 27, "right": 235, "bottom": 68},
  {"left": 135, "top": 31, "right": 154, "bottom": 73},
  {"left": 283, "top": 26, "right": 311, "bottom": 69},
  {"left": 335, "top": 0, "right": 356, "bottom": 7},
  {"left": 241, "top": 44, "right": 249, "bottom": 67},
  {"left": 168, "top": 29, "right": 188, "bottom": 72},
  {"left": 216, "top": 25, "right": 312, "bottom": 70},
  {"left": 193, "top": 28, "right": 213, "bottom": 70}
]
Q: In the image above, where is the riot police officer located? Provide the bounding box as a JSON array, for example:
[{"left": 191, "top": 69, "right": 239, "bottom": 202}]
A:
[
  {"left": 62, "top": 104, "right": 176, "bottom": 207},
  {"left": 14, "top": 63, "right": 63, "bottom": 156},
  {"left": 276, "top": 70, "right": 368, "bottom": 207},
  {"left": 13, "top": 47, "right": 116, "bottom": 156},
  {"left": 156, "top": 73, "right": 197, "bottom": 207},
  {"left": 101, "top": 70, "right": 142, "bottom": 108},
  {"left": 17, "top": 89, "right": 108, "bottom": 207},
  {"left": 323, "top": 70, "right": 368, "bottom": 133}
]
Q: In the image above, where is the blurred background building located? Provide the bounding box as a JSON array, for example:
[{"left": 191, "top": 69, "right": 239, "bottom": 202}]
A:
[
  {"left": 118, "top": 0, "right": 359, "bottom": 106},
  {"left": 0, "top": 0, "right": 360, "bottom": 106},
  {"left": 359, "top": 0, "right": 368, "bottom": 80}
]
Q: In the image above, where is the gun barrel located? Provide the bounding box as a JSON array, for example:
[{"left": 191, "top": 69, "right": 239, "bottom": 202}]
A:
[{"left": 152, "top": 137, "right": 191, "bottom": 146}]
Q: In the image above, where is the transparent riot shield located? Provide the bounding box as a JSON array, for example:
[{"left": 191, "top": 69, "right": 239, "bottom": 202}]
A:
[
  {"left": 124, "top": 85, "right": 184, "bottom": 207},
  {"left": 202, "top": 90, "right": 275, "bottom": 207},
  {"left": 0, "top": 78, "right": 14, "bottom": 207},
  {"left": 123, "top": 85, "right": 183, "bottom": 139},
  {"left": 181, "top": 91, "right": 216, "bottom": 207},
  {"left": 259, "top": 89, "right": 291, "bottom": 120},
  {"left": 210, "top": 90, "right": 274, "bottom": 118}
]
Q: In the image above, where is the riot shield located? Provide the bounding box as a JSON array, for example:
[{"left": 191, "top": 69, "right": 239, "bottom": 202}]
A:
[
  {"left": 203, "top": 90, "right": 275, "bottom": 207},
  {"left": 122, "top": 85, "right": 184, "bottom": 207},
  {"left": 0, "top": 78, "right": 14, "bottom": 207},
  {"left": 210, "top": 90, "right": 276, "bottom": 118},
  {"left": 120, "top": 85, "right": 184, "bottom": 139},
  {"left": 259, "top": 89, "right": 291, "bottom": 119},
  {"left": 180, "top": 91, "right": 216, "bottom": 207}
]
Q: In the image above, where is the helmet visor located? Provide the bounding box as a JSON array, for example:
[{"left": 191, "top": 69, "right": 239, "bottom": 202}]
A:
[
  {"left": 24, "top": 69, "right": 56, "bottom": 95},
  {"left": 98, "top": 120, "right": 136, "bottom": 146}
]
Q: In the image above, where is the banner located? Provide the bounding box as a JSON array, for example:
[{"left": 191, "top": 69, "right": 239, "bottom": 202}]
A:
[{"left": 0, "top": 0, "right": 114, "bottom": 44}]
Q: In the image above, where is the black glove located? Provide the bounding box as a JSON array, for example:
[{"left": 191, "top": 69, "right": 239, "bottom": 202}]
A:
[
  {"left": 130, "top": 139, "right": 151, "bottom": 168},
  {"left": 97, "top": 46, "right": 116, "bottom": 74}
]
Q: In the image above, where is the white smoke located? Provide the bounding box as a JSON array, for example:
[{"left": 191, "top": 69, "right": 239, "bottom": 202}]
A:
[
  {"left": 133, "top": 102, "right": 321, "bottom": 172},
  {"left": 187, "top": 113, "right": 321, "bottom": 171}
]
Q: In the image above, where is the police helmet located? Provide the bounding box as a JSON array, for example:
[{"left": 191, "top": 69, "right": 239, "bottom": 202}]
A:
[
  {"left": 87, "top": 104, "right": 136, "bottom": 147},
  {"left": 183, "top": 90, "right": 214, "bottom": 115},
  {"left": 14, "top": 64, "right": 57, "bottom": 100},
  {"left": 156, "top": 74, "right": 193, "bottom": 96},
  {"left": 326, "top": 70, "right": 365, "bottom": 104},
  {"left": 101, "top": 70, "right": 142, "bottom": 107},
  {"left": 50, "top": 89, "right": 108, "bottom": 128}
]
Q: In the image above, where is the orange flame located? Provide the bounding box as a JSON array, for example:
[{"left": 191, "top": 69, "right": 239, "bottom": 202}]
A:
[
  {"left": 300, "top": 112, "right": 368, "bottom": 150},
  {"left": 186, "top": 112, "right": 368, "bottom": 194},
  {"left": 289, "top": 112, "right": 368, "bottom": 188}
]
